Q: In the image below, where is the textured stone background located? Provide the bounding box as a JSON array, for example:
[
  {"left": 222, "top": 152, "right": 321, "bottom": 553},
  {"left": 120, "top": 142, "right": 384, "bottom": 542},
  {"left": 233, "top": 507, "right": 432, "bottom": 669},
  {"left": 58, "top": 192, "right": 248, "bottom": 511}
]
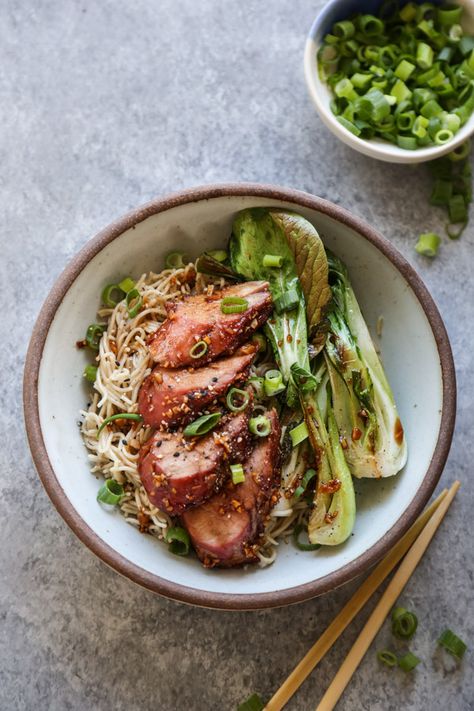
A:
[{"left": 1, "top": 1, "right": 473, "bottom": 709}]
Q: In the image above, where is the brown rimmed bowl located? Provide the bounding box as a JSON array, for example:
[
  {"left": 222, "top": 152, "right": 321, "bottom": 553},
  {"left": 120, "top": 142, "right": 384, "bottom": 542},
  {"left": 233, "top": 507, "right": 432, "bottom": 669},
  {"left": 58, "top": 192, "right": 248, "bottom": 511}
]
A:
[{"left": 23, "top": 184, "right": 456, "bottom": 610}]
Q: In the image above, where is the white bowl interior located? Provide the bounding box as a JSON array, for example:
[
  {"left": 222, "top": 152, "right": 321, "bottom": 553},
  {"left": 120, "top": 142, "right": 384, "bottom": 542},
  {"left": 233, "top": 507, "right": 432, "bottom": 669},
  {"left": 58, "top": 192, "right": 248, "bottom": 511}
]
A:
[
  {"left": 304, "top": 0, "right": 474, "bottom": 163},
  {"left": 38, "top": 195, "right": 443, "bottom": 597}
]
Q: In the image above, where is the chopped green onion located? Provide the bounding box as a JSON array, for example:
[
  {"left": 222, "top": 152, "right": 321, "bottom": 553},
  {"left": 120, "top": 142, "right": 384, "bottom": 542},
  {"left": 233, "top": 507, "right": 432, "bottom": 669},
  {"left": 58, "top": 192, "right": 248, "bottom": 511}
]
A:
[
  {"left": 274, "top": 288, "right": 300, "bottom": 314},
  {"left": 358, "top": 14, "right": 384, "bottom": 37},
  {"left": 397, "top": 135, "right": 418, "bottom": 150},
  {"left": 449, "top": 194, "right": 467, "bottom": 223},
  {"left": 293, "top": 524, "right": 321, "bottom": 551},
  {"left": 398, "top": 652, "right": 421, "bottom": 672},
  {"left": 395, "top": 59, "right": 415, "bottom": 81},
  {"left": 438, "top": 629, "right": 467, "bottom": 659},
  {"left": 97, "top": 478, "right": 124, "bottom": 505},
  {"left": 97, "top": 413, "right": 143, "bottom": 438},
  {"left": 183, "top": 412, "right": 221, "bottom": 437},
  {"left": 334, "top": 20, "right": 355, "bottom": 40},
  {"left": 446, "top": 221, "right": 467, "bottom": 239},
  {"left": 289, "top": 421, "right": 309, "bottom": 447},
  {"left": 165, "top": 527, "right": 190, "bottom": 556},
  {"left": 437, "top": 6, "right": 463, "bottom": 27},
  {"left": 237, "top": 693, "right": 265, "bottom": 711},
  {"left": 377, "top": 650, "right": 398, "bottom": 667},
  {"left": 230, "top": 463, "right": 245, "bottom": 485},
  {"left": 421, "top": 99, "right": 443, "bottom": 119},
  {"left": 189, "top": 340, "right": 208, "bottom": 359},
  {"left": 249, "top": 415, "right": 271, "bottom": 438},
  {"left": 247, "top": 376, "right": 265, "bottom": 399},
  {"left": 415, "top": 232, "right": 441, "bottom": 257},
  {"left": 226, "top": 387, "right": 250, "bottom": 413},
  {"left": 262, "top": 254, "right": 283, "bottom": 268},
  {"left": 101, "top": 283, "right": 124, "bottom": 308},
  {"left": 417, "top": 42, "right": 434, "bottom": 70},
  {"left": 290, "top": 363, "right": 318, "bottom": 392},
  {"left": 85, "top": 323, "right": 106, "bottom": 351},
  {"left": 391, "top": 79, "right": 412, "bottom": 104},
  {"left": 264, "top": 369, "right": 285, "bottom": 397},
  {"left": 165, "top": 251, "right": 187, "bottom": 269},
  {"left": 431, "top": 179, "right": 453, "bottom": 207},
  {"left": 126, "top": 288, "right": 142, "bottom": 318},
  {"left": 435, "top": 129, "right": 454, "bottom": 145},
  {"left": 221, "top": 296, "right": 249, "bottom": 314},
  {"left": 337, "top": 116, "right": 361, "bottom": 135},
  {"left": 207, "top": 249, "right": 228, "bottom": 262},
  {"left": 83, "top": 364, "right": 98, "bottom": 383},
  {"left": 294, "top": 468, "right": 317, "bottom": 499},
  {"left": 391, "top": 606, "right": 418, "bottom": 640},
  {"left": 400, "top": 3, "right": 417, "bottom": 22},
  {"left": 459, "top": 36, "right": 474, "bottom": 57},
  {"left": 118, "top": 276, "right": 135, "bottom": 293}
]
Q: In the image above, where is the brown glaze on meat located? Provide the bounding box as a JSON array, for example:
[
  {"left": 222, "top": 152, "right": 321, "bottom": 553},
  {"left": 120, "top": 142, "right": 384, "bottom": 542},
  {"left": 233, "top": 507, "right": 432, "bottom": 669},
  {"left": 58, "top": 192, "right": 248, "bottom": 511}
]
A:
[
  {"left": 182, "top": 409, "right": 281, "bottom": 568},
  {"left": 147, "top": 281, "right": 272, "bottom": 367},
  {"left": 138, "top": 344, "right": 256, "bottom": 429},
  {"left": 138, "top": 407, "right": 252, "bottom": 516}
]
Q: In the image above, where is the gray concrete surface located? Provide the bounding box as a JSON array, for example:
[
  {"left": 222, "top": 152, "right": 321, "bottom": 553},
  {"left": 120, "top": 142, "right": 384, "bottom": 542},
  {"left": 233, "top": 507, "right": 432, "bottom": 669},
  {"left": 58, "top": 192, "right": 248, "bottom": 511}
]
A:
[{"left": 1, "top": 1, "right": 473, "bottom": 709}]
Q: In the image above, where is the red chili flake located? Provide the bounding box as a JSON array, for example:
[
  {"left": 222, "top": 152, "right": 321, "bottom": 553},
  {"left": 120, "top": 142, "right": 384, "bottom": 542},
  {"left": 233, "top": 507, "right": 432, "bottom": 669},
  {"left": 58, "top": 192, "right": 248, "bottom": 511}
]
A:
[
  {"left": 340, "top": 436, "right": 348, "bottom": 450},
  {"left": 287, "top": 334, "right": 293, "bottom": 343},
  {"left": 319, "top": 478, "right": 342, "bottom": 494},
  {"left": 137, "top": 510, "right": 151, "bottom": 533},
  {"left": 75, "top": 339, "right": 87, "bottom": 349},
  {"left": 352, "top": 427, "right": 362, "bottom": 441},
  {"left": 324, "top": 511, "right": 339, "bottom": 524}
]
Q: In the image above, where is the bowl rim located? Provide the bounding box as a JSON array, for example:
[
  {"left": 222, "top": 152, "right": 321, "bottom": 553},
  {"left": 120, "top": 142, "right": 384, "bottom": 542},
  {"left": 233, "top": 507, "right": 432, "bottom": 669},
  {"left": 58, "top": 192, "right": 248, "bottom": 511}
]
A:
[
  {"left": 304, "top": 3, "right": 474, "bottom": 164},
  {"left": 23, "top": 182, "right": 456, "bottom": 610}
]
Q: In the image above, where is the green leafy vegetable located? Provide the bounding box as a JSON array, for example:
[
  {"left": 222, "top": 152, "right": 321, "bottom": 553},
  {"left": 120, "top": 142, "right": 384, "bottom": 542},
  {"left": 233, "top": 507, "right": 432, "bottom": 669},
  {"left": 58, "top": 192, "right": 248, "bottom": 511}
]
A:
[{"left": 324, "top": 251, "right": 407, "bottom": 479}]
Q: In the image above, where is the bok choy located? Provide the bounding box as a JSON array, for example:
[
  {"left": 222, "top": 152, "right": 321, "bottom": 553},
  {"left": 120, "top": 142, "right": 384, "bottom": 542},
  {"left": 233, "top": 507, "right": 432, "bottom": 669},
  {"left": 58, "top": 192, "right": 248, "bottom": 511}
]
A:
[
  {"left": 230, "top": 208, "right": 356, "bottom": 546},
  {"left": 325, "top": 252, "right": 407, "bottom": 478}
]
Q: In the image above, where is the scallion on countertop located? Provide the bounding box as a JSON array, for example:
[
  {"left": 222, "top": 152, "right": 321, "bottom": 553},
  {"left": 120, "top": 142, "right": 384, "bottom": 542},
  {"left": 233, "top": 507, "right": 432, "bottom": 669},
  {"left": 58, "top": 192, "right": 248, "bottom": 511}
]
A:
[
  {"left": 237, "top": 693, "right": 265, "bottom": 711},
  {"left": 415, "top": 232, "right": 441, "bottom": 257},
  {"left": 391, "top": 606, "right": 418, "bottom": 639},
  {"left": 438, "top": 628, "right": 467, "bottom": 659}
]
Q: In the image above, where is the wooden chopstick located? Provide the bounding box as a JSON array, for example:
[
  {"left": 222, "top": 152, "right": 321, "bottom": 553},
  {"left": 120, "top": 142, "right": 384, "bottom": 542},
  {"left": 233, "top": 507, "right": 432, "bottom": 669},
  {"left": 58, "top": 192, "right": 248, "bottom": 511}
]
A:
[
  {"left": 264, "top": 487, "right": 448, "bottom": 711},
  {"left": 315, "top": 480, "right": 460, "bottom": 711}
]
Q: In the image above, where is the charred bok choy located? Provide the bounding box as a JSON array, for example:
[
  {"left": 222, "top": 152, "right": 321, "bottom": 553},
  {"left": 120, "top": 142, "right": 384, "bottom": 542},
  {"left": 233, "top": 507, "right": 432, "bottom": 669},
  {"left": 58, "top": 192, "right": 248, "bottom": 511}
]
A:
[
  {"left": 230, "top": 208, "right": 356, "bottom": 546},
  {"left": 325, "top": 253, "right": 407, "bottom": 479}
]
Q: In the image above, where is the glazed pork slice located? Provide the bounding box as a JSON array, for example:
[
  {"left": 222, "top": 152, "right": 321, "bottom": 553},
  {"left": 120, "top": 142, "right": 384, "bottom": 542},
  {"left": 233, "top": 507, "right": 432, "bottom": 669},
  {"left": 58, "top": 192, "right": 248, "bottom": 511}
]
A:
[
  {"left": 138, "top": 344, "right": 256, "bottom": 429},
  {"left": 148, "top": 281, "right": 272, "bottom": 367},
  {"left": 182, "top": 409, "right": 281, "bottom": 568},
  {"left": 138, "top": 408, "right": 252, "bottom": 516}
]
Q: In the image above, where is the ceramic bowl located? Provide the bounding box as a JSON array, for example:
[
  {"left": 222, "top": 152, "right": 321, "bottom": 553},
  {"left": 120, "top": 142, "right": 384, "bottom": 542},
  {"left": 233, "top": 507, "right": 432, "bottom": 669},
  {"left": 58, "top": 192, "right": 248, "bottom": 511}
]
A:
[
  {"left": 304, "top": 0, "right": 474, "bottom": 163},
  {"left": 24, "top": 184, "right": 456, "bottom": 609}
]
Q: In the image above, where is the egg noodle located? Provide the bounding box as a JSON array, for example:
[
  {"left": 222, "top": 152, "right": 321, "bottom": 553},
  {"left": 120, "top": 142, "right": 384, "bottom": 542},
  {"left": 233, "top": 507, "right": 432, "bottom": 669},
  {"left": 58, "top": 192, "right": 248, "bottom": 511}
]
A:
[{"left": 81, "top": 261, "right": 312, "bottom": 566}]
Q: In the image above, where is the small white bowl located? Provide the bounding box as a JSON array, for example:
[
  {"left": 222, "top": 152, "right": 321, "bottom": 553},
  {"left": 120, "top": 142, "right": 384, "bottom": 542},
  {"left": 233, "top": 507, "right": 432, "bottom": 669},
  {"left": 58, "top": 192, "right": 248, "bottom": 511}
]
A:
[
  {"left": 24, "top": 184, "right": 456, "bottom": 609},
  {"left": 304, "top": 0, "right": 474, "bottom": 163}
]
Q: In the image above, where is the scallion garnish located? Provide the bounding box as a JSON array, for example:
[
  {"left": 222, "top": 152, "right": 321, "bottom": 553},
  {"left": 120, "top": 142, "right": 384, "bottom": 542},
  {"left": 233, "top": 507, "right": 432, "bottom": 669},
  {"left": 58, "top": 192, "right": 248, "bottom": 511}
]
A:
[
  {"left": 262, "top": 253, "right": 283, "bottom": 268},
  {"left": 293, "top": 523, "right": 321, "bottom": 551},
  {"left": 85, "top": 323, "right": 106, "bottom": 351},
  {"left": 230, "top": 463, "right": 245, "bottom": 484},
  {"left": 294, "top": 468, "right": 317, "bottom": 499},
  {"left": 126, "top": 288, "right": 142, "bottom": 318},
  {"left": 247, "top": 376, "right": 265, "bottom": 399},
  {"left": 220, "top": 296, "right": 249, "bottom": 314},
  {"left": 189, "top": 340, "right": 208, "bottom": 359},
  {"left": 97, "top": 413, "right": 143, "bottom": 438},
  {"left": 397, "top": 651, "right": 421, "bottom": 672},
  {"left": 97, "top": 478, "right": 124, "bottom": 505},
  {"left": 118, "top": 276, "right": 135, "bottom": 293},
  {"left": 237, "top": 693, "right": 265, "bottom": 711},
  {"left": 183, "top": 412, "right": 221, "bottom": 437},
  {"left": 290, "top": 363, "right": 318, "bottom": 392},
  {"left": 264, "top": 369, "right": 285, "bottom": 397},
  {"left": 415, "top": 232, "right": 441, "bottom": 257},
  {"left": 83, "top": 364, "right": 98, "bottom": 383},
  {"left": 289, "top": 421, "right": 309, "bottom": 447},
  {"left": 207, "top": 249, "right": 228, "bottom": 262},
  {"left": 274, "top": 288, "right": 300, "bottom": 313},
  {"left": 391, "top": 606, "right": 418, "bottom": 640},
  {"left": 226, "top": 387, "right": 250, "bottom": 413},
  {"left": 377, "top": 649, "right": 398, "bottom": 668},
  {"left": 165, "top": 251, "right": 187, "bottom": 269},
  {"left": 101, "top": 283, "right": 124, "bottom": 308},
  {"left": 438, "top": 628, "right": 467, "bottom": 659},
  {"left": 165, "top": 526, "right": 190, "bottom": 556},
  {"left": 248, "top": 415, "right": 271, "bottom": 438}
]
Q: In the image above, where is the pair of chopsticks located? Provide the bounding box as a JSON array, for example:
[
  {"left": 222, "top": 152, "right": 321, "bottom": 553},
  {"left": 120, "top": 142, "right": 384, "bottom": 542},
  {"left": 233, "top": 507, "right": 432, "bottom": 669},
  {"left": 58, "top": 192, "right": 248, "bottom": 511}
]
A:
[{"left": 264, "top": 480, "right": 460, "bottom": 711}]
